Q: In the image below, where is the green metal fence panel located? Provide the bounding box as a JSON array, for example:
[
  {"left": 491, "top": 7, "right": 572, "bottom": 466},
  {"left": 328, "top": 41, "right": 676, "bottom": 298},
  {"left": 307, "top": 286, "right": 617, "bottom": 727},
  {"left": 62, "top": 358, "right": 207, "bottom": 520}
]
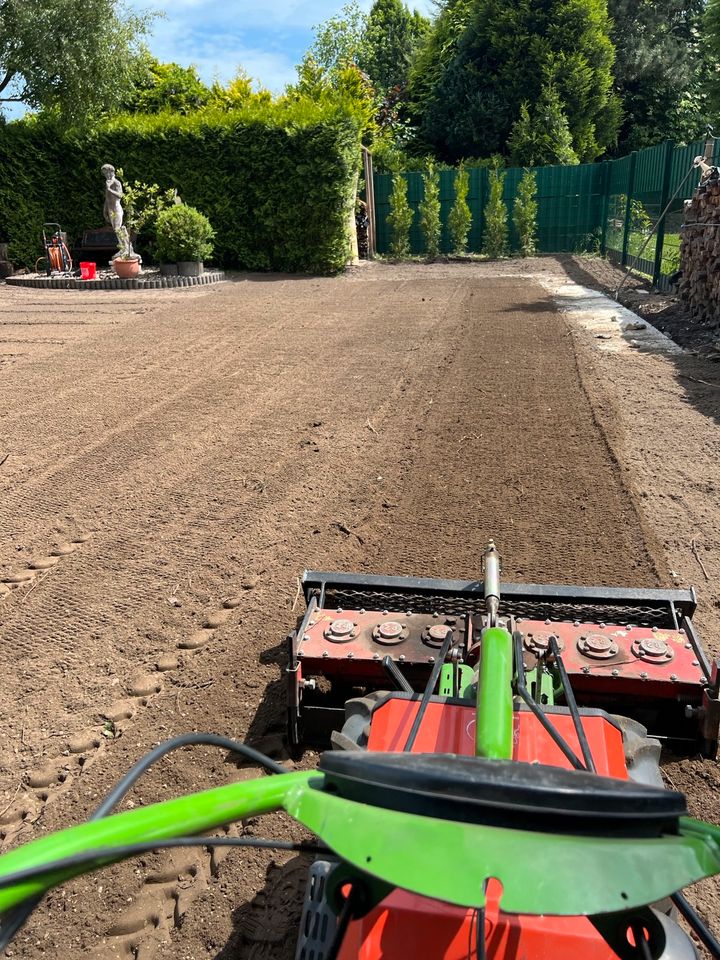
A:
[{"left": 371, "top": 137, "right": 719, "bottom": 282}]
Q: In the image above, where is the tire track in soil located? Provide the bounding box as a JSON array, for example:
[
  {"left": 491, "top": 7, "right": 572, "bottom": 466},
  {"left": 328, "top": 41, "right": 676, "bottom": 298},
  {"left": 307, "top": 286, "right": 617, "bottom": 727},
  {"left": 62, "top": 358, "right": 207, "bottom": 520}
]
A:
[{"left": 0, "top": 275, "right": 661, "bottom": 960}]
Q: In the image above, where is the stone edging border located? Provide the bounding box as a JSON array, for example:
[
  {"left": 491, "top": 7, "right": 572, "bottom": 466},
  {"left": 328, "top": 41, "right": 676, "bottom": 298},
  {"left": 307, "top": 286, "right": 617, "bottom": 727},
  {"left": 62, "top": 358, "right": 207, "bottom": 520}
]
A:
[{"left": 5, "top": 270, "right": 226, "bottom": 291}]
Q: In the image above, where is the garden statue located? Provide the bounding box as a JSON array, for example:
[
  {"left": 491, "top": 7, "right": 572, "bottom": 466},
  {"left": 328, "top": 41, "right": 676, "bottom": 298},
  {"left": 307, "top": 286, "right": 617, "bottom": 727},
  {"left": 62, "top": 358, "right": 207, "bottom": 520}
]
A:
[{"left": 101, "top": 164, "right": 135, "bottom": 260}]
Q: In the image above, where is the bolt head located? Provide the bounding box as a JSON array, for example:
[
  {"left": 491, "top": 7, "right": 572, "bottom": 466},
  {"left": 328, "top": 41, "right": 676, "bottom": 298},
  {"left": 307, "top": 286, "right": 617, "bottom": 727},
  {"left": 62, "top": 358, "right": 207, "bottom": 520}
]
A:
[
  {"left": 399, "top": 654, "right": 406, "bottom": 661},
  {"left": 433, "top": 611, "right": 439, "bottom": 619},
  {"left": 347, "top": 651, "right": 354, "bottom": 658},
  {"left": 573, "top": 620, "right": 580, "bottom": 627},
  {"left": 359, "top": 608, "right": 366, "bottom": 615},
  {"left": 322, "top": 651, "right": 329, "bottom": 658},
  {"left": 692, "top": 661, "right": 699, "bottom": 667},
  {"left": 582, "top": 666, "right": 590, "bottom": 674},
  {"left": 685, "top": 643, "right": 692, "bottom": 650},
  {"left": 640, "top": 671, "right": 648, "bottom": 679},
  {"left": 701, "top": 676, "right": 708, "bottom": 685},
  {"left": 428, "top": 656, "right": 435, "bottom": 663},
  {"left": 612, "top": 669, "right": 619, "bottom": 677},
  {"left": 652, "top": 626, "right": 658, "bottom": 633},
  {"left": 670, "top": 674, "right": 678, "bottom": 682},
  {"left": 382, "top": 609, "right": 389, "bottom": 616},
  {"left": 545, "top": 619, "right": 551, "bottom": 625},
  {"left": 337, "top": 608, "right": 344, "bottom": 614},
  {"left": 372, "top": 653, "right": 380, "bottom": 660}
]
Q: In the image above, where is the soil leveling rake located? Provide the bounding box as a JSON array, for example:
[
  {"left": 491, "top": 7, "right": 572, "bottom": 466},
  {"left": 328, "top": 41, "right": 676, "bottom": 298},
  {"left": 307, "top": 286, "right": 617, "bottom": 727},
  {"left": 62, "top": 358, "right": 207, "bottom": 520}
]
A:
[{"left": 1, "top": 543, "right": 720, "bottom": 959}]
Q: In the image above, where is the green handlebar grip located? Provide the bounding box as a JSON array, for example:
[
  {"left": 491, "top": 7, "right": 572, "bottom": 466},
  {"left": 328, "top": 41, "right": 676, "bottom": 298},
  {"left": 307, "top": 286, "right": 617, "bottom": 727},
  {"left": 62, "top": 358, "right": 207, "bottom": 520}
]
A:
[{"left": 476, "top": 626, "right": 514, "bottom": 759}]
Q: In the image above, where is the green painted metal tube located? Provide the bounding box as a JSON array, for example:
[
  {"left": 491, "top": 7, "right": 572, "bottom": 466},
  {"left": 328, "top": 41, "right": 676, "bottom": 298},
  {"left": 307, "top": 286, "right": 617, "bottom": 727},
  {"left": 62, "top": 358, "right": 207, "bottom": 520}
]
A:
[
  {"left": 0, "top": 770, "right": 316, "bottom": 912},
  {"left": 475, "top": 626, "right": 514, "bottom": 759}
]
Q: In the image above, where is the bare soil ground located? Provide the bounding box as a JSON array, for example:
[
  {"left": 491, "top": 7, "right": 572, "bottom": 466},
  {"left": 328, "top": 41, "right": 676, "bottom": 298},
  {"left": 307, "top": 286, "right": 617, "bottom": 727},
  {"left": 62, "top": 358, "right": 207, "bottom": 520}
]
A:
[{"left": 0, "top": 259, "right": 718, "bottom": 958}]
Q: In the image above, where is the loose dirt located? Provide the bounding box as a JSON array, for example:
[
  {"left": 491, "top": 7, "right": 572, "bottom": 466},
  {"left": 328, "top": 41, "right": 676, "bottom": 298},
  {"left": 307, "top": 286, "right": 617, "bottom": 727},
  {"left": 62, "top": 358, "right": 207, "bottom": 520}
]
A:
[{"left": 0, "top": 260, "right": 718, "bottom": 958}]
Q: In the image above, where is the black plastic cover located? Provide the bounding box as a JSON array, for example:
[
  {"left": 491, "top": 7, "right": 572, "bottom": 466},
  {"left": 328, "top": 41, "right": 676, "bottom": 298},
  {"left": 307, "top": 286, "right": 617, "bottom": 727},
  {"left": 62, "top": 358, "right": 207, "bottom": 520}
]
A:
[{"left": 318, "top": 752, "right": 688, "bottom": 838}]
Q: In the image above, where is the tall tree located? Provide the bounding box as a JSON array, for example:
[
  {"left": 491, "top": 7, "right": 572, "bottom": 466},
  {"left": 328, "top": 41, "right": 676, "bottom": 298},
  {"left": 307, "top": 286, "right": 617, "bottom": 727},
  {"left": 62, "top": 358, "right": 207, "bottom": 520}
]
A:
[
  {"left": 0, "top": 0, "right": 152, "bottom": 122},
  {"left": 361, "top": 0, "right": 430, "bottom": 94},
  {"left": 408, "top": 0, "right": 620, "bottom": 163},
  {"left": 309, "top": 1, "right": 369, "bottom": 73},
  {"left": 609, "top": 0, "right": 709, "bottom": 152}
]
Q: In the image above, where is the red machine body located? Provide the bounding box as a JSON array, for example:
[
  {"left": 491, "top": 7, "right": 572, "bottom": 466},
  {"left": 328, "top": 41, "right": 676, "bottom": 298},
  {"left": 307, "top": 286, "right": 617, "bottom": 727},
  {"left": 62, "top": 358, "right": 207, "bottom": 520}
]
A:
[{"left": 336, "top": 701, "right": 628, "bottom": 960}]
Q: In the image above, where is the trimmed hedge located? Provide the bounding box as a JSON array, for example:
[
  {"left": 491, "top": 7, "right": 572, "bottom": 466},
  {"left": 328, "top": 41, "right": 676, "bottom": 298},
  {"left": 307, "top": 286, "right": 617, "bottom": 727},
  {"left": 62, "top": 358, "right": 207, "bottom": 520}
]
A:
[{"left": 0, "top": 103, "right": 361, "bottom": 273}]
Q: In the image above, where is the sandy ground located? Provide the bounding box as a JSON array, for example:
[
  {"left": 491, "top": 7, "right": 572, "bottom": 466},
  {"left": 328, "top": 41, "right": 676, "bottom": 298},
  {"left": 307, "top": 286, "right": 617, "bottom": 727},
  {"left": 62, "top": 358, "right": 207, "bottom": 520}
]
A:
[{"left": 0, "top": 257, "right": 718, "bottom": 958}]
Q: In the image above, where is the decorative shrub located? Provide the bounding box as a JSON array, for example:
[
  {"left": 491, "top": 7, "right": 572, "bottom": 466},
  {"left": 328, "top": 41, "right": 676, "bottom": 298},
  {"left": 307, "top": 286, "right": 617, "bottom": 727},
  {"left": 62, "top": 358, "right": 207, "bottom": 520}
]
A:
[
  {"left": 419, "top": 162, "right": 441, "bottom": 258},
  {"left": 448, "top": 163, "right": 471, "bottom": 254},
  {"left": 155, "top": 204, "right": 215, "bottom": 262},
  {"left": 387, "top": 171, "right": 414, "bottom": 257},
  {"left": 0, "top": 101, "right": 361, "bottom": 273},
  {"left": 483, "top": 164, "right": 509, "bottom": 258},
  {"left": 513, "top": 169, "right": 538, "bottom": 257}
]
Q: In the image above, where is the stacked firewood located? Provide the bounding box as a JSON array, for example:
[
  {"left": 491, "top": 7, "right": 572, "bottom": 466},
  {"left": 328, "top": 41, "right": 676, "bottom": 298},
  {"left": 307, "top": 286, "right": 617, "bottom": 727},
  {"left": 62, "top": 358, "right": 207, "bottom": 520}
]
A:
[{"left": 678, "top": 168, "right": 720, "bottom": 323}]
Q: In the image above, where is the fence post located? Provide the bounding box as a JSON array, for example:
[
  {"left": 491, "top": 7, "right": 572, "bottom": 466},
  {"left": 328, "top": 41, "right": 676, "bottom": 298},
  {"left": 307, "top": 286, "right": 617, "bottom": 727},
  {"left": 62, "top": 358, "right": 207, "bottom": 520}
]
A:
[
  {"left": 652, "top": 139, "right": 675, "bottom": 287},
  {"left": 600, "top": 160, "right": 611, "bottom": 255},
  {"left": 621, "top": 151, "right": 638, "bottom": 267}
]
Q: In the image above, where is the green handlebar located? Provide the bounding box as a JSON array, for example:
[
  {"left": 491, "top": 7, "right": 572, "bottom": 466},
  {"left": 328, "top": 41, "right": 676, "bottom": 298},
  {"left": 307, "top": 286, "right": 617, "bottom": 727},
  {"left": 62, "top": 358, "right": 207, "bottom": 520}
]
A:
[
  {"left": 0, "top": 771, "right": 316, "bottom": 913},
  {"left": 475, "top": 626, "right": 514, "bottom": 759}
]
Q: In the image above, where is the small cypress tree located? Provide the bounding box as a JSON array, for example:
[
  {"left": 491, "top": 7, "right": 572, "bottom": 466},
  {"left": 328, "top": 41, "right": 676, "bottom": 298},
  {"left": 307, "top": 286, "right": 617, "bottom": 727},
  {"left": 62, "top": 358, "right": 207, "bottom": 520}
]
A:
[
  {"left": 387, "top": 171, "right": 414, "bottom": 257},
  {"left": 482, "top": 164, "right": 508, "bottom": 259},
  {"left": 513, "top": 168, "right": 538, "bottom": 257},
  {"left": 419, "top": 162, "right": 442, "bottom": 259},
  {"left": 448, "top": 163, "right": 471, "bottom": 254}
]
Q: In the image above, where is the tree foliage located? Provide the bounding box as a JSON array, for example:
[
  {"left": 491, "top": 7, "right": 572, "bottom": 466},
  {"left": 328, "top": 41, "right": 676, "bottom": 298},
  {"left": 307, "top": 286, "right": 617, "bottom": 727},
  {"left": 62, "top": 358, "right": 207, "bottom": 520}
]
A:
[
  {"left": 309, "top": 1, "right": 369, "bottom": 73},
  {"left": 512, "top": 169, "right": 538, "bottom": 257},
  {"left": 408, "top": 0, "right": 619, "bottom": 163},
  {"left": 419, "top": 162, "right": 442, "bottom": 258},
  {"left": 610, "top": 0, "right": 709, "bottom": 153},
  {"left": 124, "top": 56, "right": 211, "bottom": 114},
  {"left": 508, "top": 82, "right": 579, "bottom": 167},
  {"left": 0, "top": 0, "right": 152, "bottom": 122},
  {"left": 482, "top": 164, "right": 508, "bottom": 258},
  {"left": 361, "top": 0, "right": 430, "bottom": 94},
  {"left": 448, "top": 163, "right": 472, "bottom": 253}
]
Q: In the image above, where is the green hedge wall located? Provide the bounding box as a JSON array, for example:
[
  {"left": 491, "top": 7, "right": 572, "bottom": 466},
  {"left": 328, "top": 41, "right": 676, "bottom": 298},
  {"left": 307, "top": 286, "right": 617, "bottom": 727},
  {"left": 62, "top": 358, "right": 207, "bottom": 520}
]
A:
[{"left": 0, "top": 104, "right": 361, "bottom": 273}]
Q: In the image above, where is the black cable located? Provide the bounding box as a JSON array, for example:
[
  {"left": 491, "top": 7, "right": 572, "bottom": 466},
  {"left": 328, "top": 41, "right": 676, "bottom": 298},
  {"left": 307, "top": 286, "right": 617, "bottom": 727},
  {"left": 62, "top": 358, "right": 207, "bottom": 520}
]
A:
[
  {"left": 0, "top": 734, "right": 285, "bottom": 949},
  {"left": 93, "top": 732, "right": 285, "bottom": 818},
  {"left": 0, "top": 837, "right": 325, "bottom": 895},
  {"left": 325, "top": 886, "right": 357, "bottom": 960},
  {"left": 671, "top": 892, "right": 720, "bottom": 958}
]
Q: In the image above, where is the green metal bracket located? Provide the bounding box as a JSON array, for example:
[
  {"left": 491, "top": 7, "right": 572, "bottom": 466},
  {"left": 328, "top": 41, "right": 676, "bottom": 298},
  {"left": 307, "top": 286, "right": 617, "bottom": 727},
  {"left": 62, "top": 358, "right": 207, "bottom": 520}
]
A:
[{"left": 439, "top": 663, "right": 474, "bottom": 698}]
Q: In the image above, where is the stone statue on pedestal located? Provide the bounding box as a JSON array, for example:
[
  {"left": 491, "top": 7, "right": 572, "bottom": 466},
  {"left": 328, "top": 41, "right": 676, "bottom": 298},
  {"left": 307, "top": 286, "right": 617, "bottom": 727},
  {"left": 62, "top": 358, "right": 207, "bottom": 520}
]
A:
[{"left": 101, "top": 164, "right": 135, "bottom": 260}]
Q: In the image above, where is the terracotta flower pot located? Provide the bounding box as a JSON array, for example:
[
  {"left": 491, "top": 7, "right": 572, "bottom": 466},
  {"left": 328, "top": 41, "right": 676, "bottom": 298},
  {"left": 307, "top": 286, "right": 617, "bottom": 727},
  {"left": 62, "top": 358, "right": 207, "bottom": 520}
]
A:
[{"left": 113, "top": 258, "right": 141, "bottom": 279}]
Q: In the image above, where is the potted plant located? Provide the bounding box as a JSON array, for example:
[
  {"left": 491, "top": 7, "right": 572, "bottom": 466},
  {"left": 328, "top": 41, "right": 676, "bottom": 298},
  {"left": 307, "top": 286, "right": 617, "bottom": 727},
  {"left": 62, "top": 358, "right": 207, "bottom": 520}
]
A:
[
  {"left": 112, "top": 254, "right": 141, "bottom": 279},
  {"left": 155, "top": 204, "right": 215, "bottom": 277}
]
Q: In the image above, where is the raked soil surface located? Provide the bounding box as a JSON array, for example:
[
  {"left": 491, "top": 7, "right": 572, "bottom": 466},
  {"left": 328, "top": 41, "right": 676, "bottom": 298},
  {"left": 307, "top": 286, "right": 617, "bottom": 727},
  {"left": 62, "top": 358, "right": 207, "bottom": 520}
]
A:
[{"left": 0, "top": 258, "right": 718, "bottom": 958}]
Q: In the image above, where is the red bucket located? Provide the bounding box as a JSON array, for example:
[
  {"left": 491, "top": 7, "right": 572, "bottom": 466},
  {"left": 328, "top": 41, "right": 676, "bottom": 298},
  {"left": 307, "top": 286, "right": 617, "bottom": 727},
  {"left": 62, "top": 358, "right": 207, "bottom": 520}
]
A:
[{"left": 79, "top": 262, "right": 96, "bottom": 280}]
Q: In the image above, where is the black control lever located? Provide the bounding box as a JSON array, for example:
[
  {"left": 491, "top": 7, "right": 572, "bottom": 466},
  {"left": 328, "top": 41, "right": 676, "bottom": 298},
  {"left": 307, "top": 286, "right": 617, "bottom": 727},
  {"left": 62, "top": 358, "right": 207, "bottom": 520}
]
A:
[{"left": 382, "top": 655, "right": 413, "bottom": 693}]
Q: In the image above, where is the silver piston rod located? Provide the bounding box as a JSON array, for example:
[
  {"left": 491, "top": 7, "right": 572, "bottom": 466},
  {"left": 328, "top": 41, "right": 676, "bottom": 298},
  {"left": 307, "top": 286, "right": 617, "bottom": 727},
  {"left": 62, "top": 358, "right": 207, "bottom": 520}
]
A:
[{"left": 483, "top": 540, "right": 501, "bottom": 627}]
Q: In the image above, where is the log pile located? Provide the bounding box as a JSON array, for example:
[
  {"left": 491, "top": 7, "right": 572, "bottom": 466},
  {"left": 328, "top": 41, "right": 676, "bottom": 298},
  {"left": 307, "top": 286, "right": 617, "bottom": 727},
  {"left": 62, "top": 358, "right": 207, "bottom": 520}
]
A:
[{"left": 678, "top": 168, "right": 720, "bottom": 324}]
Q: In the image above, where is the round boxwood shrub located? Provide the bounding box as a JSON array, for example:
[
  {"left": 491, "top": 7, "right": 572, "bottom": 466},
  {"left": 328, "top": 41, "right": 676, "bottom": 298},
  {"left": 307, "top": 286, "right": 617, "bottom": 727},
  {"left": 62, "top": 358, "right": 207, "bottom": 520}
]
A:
[{"left": 155, "top": 204, "right": 215, "bottom": 262}]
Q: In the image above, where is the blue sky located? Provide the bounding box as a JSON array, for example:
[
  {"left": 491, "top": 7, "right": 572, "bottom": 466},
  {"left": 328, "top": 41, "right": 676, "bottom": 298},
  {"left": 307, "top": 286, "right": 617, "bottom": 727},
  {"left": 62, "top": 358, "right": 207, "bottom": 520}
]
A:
[{"left": 129, "top": 0, "right": 435, "bottom": 93}]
